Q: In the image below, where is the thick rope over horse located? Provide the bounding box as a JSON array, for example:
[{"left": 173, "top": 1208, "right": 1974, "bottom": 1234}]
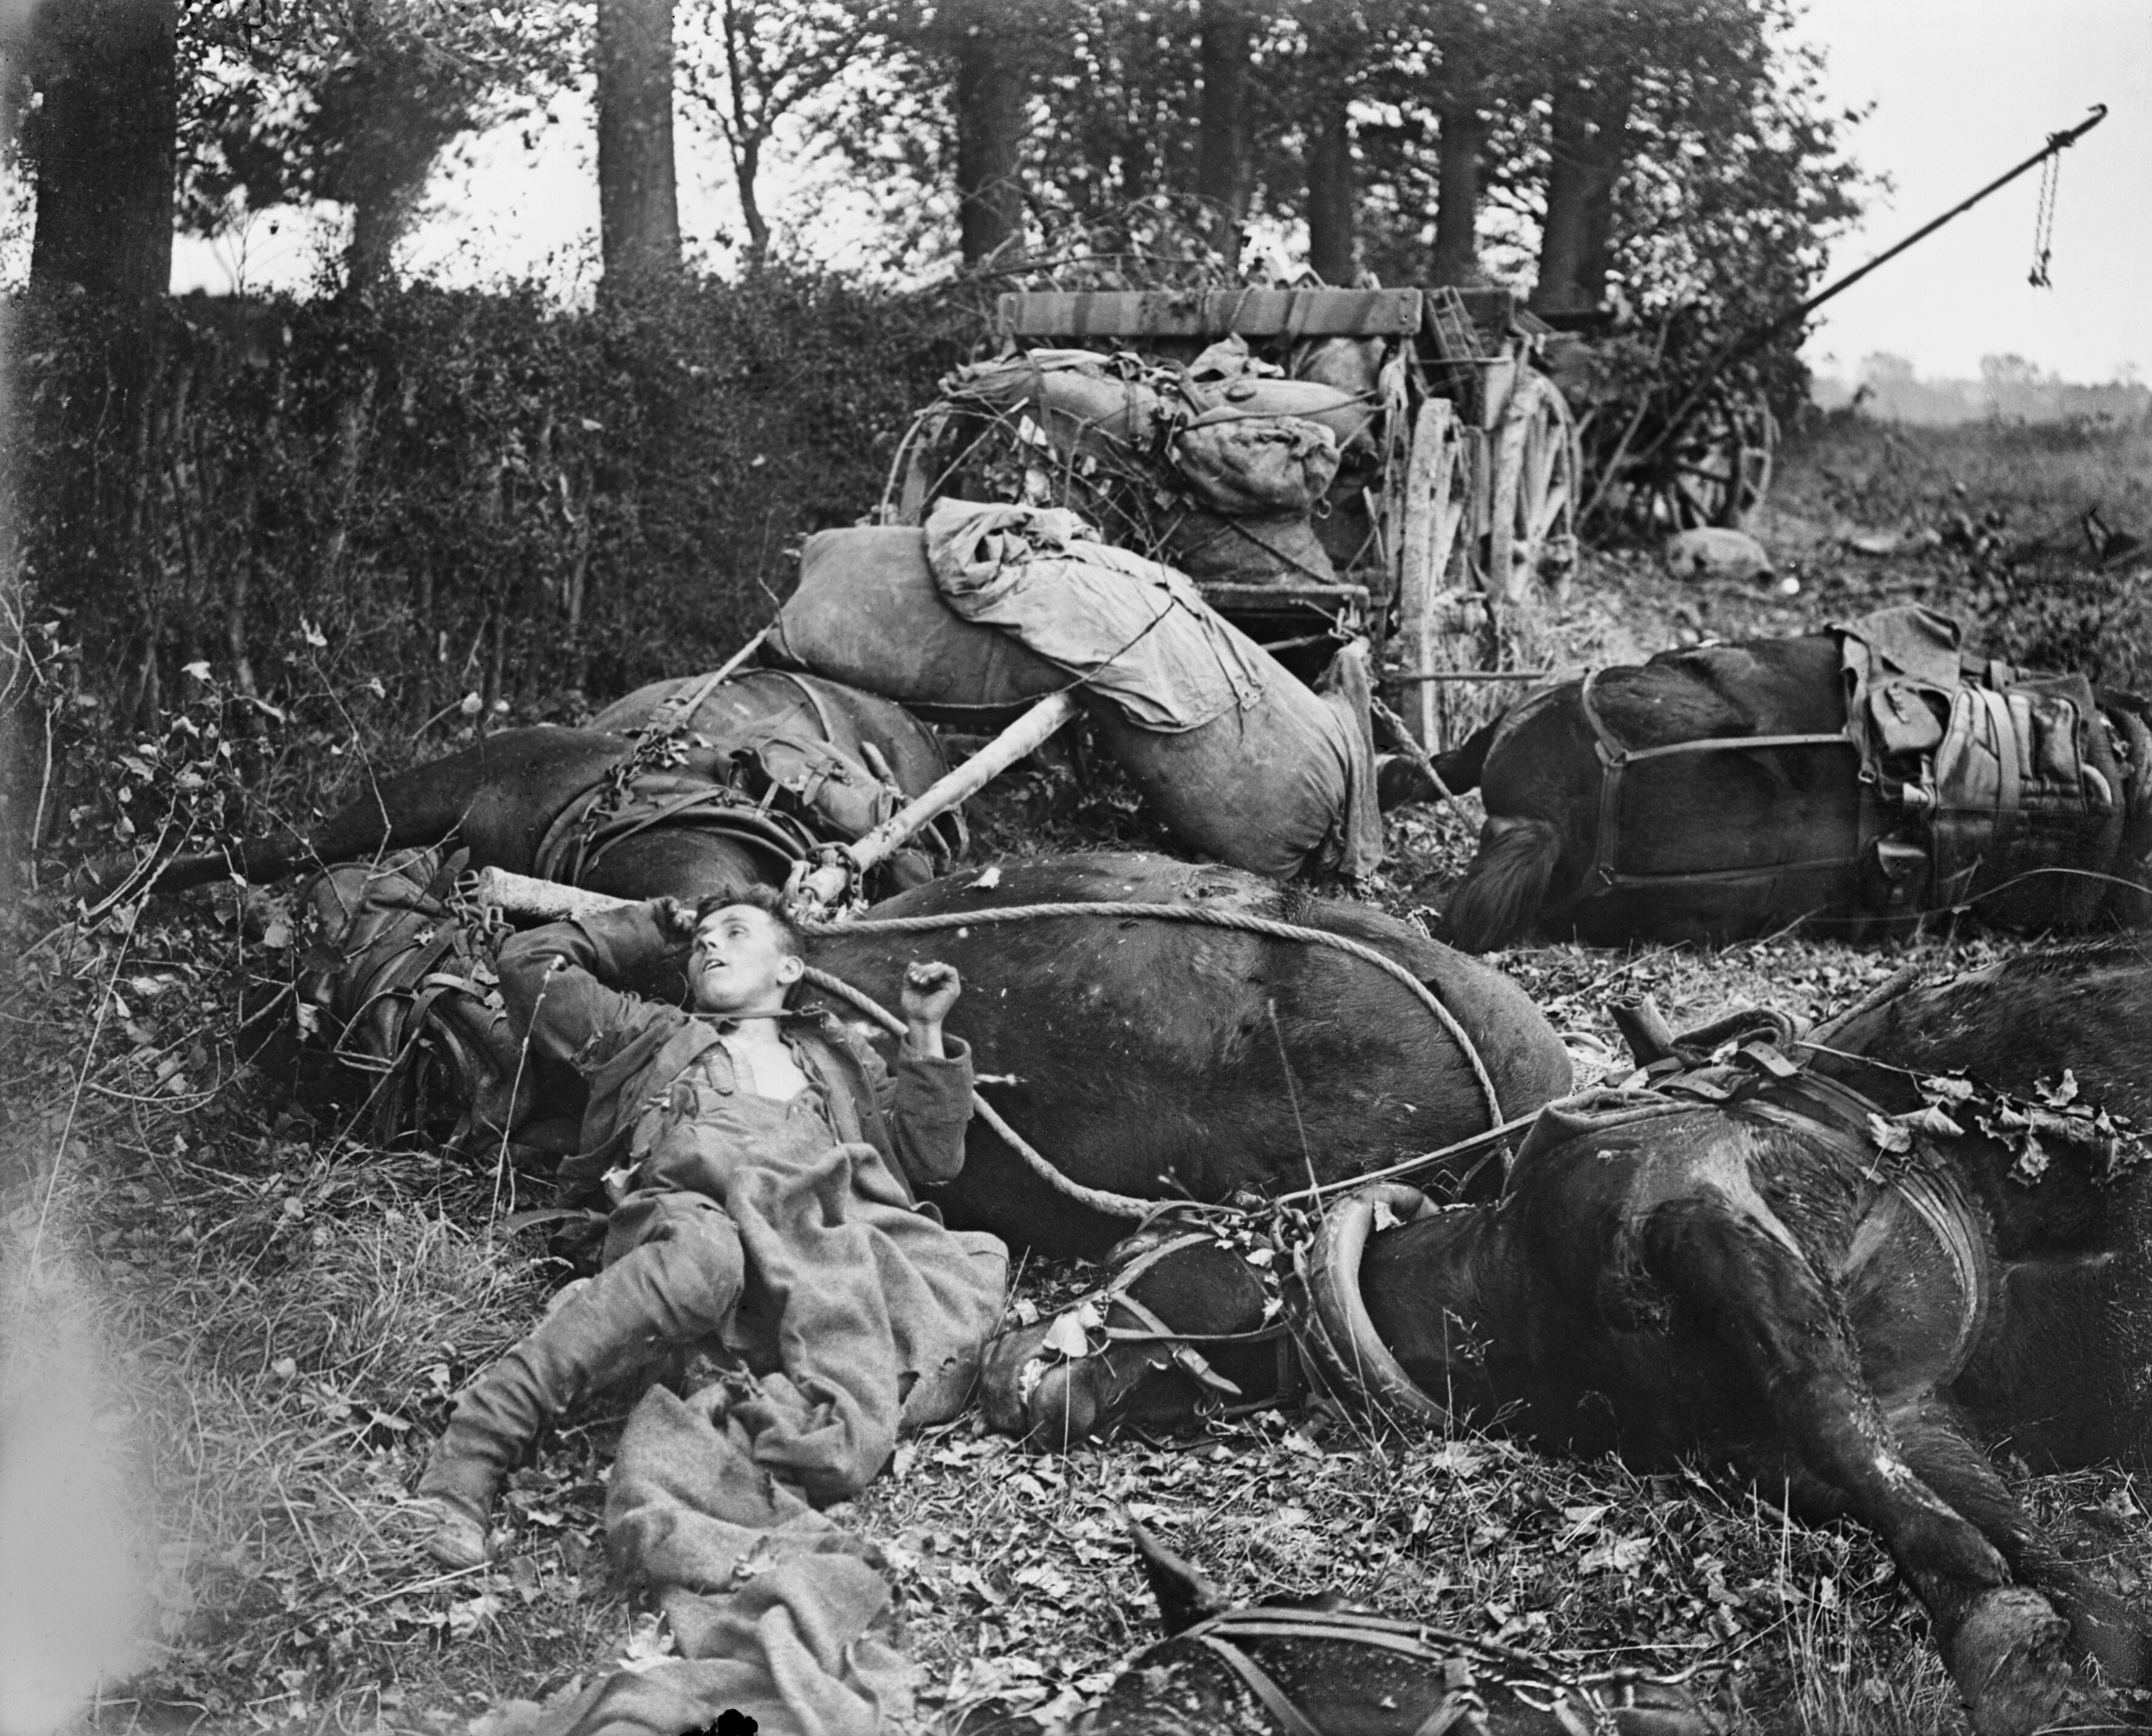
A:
[
  {"left": 795, "top": 899, "right": 1509, "bottom": 1223},
  {"left": 803, "top": 901, "right": 1508, "bottom": 1129}
]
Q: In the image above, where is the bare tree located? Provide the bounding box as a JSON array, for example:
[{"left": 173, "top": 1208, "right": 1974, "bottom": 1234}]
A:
[
  {"left": 678, "top": 0, "right": 866, "bottom": 268},
  {"left": 596, "top": 0, "right": 681, "bottom": 281}
]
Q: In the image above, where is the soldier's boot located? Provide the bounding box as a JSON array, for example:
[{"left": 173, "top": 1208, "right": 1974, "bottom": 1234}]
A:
[{"left": 413, "top": 1228, "right": 742, "bottom": 1568}]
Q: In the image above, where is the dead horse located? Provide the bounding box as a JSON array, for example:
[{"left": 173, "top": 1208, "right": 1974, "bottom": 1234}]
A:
[
  {"left": 805, "top": 852, "right": 1574, "bottom": 1255},
  {"left": 1347, "top": 943, "right": 2152, "bottom": 1735},
  {"left": 1415, "top": 627, "right": 2152, "bottom": 952},
  {"left": 97, "top": 670, "right": 959, "bottom": 907}
]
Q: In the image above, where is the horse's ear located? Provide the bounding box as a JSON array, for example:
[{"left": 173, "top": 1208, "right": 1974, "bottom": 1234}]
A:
[{"left": 1126, "top": 1516, "right": 1229, "bottom": 1635}]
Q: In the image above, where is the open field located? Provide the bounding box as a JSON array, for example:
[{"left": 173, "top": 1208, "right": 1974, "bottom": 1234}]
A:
[{"left": 4, "top": 413, "right": 2150, "bottom": 1736}]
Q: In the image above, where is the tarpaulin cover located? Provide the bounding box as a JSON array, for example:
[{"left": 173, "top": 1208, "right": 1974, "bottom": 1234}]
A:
[
  {"left": 769, "top": 525, "right": 1067, "bottom": 717},
  {"left": 924, "top": 499, "right": 1381, "bottom": 879},
  {"left": 924, "top": 498, "right": 1262, "bottom": 731}
]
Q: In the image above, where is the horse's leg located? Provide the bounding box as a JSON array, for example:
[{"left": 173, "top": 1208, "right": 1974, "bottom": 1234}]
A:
[
  {"left": 1638, "top": 1197, "right": 2071, "bottom": 1735},
  {"left": 1433, "top": 815, "right": 1563, "bottom": 954},
  {"left": 1888, "top": 1397, "right": 2152, "bottom": 1690}
]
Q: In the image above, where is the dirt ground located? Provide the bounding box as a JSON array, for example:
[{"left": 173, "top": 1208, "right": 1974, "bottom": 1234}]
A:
[{"left": 4, "top": 411, "right": 2151, "bottom": 1736}]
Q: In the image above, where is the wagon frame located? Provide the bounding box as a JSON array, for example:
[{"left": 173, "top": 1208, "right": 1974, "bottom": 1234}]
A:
[{"left": 880, "top": 285, "right": 1582, "bottom": 748}]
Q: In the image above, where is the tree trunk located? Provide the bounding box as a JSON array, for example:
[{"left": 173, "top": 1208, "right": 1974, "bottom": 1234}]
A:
[
  {"left": 1531, "top": 75, "right": 1632, "bottom": 317},
  {"left": 345, "top": 190, "right": 414, "bottom": 294},
  {"left": 736, "top": 132, "right": 770, "bottom": 267},
  {"left": 954, "top": 15, "right": 1025, "bottom": 266},
  {"left": 25, "top": 0, "right": 176, "bottom": 300},
  {"left": 1196, "top": 0, "right": 1251, "bottom": 269},
  {"left": 1430, "top": 97, "right": 1486, "bottom": 284},
  {"left": 1305, "top": 85, "right": 1355, "bottom": 285},
  {"left": 596, "top": 0, "right": 681, "bottom": 282}
]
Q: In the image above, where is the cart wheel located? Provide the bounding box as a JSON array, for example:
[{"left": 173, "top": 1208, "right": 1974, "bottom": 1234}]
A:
[
  {"left": 1634, "top": 387, "right": 1775, "bottom": 531},
  {"left": 1390, "top": 397, "right": 1474, "bottom": 747},
  {"left": 1488, "top": 372, "right": 1580, "bottom": 605}
]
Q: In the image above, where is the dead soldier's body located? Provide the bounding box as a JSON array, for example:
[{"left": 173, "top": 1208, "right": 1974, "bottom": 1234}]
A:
[{"left": 414, "top": 886, "right": 1009, "bottom": 1568}]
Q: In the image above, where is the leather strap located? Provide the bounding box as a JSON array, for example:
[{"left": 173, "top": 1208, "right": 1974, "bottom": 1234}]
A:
[{"left": 1190, "top": 1632, "right": 1325, "bottom": 1736}]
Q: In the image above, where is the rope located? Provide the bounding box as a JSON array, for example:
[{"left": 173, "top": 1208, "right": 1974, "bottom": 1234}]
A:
[
  {"left": 805, "top": 900, "right": 1508, "bottom": 1130},
  {"left": 798, "top": 964, "right": 1154, "bottom": 1220}
]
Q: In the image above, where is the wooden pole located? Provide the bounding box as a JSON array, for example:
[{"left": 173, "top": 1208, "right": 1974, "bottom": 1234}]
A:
[
  {"left": 475, "top": 866, "right": 629, "bottom": 922},
  {"left": 474, "top": 688, "right": 1084, "bottom": 921},
  {"left": 790, "top": 688, "right": 1081, "bottom": 913}
]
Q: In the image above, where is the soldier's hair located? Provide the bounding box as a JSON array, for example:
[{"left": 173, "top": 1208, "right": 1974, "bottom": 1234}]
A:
[{"left": 693, "top": 884, "right": 805, "bottom": 962}]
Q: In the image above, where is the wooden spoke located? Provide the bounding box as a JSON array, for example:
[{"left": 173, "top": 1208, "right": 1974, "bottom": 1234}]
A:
[
  {"left": 1488, "top": 374, "right": 1579, "bottom": 604},
  {"left": 1625, "top": 386, "right": 1777, "bottom": 534}
]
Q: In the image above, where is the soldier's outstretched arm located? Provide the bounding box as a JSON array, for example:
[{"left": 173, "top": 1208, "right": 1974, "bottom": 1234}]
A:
[{"left": 497, "top": 900, "right": 686, "bottom": 1073}]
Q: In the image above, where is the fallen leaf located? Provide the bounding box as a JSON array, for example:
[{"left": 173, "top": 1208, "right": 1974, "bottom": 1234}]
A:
[
  {"left": 1041, "top": 1310, "right": 1091, "bottom": 1359},
  {"left": 1867, "top": 1113, "right": 1913, "bottom": 1154}
]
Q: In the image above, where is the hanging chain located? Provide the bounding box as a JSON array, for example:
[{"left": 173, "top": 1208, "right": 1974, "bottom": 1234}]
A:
[{"left": 2028, "top": 151, "right": 2060, "bottom": 288}]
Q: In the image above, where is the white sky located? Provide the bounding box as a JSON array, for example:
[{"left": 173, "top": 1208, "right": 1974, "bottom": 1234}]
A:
[
  {"left": 1789, "top": 0, "right": 2151, "bottom": 383},
  {"left": 170, "top": 0, "right": 2152, "bottom": 385}
]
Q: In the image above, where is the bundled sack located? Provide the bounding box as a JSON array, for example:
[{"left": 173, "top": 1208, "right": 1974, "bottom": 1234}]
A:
[
  {"left": 768, "top": 524, "right": 1065, "bottom": 719},
  {"left": 940, "top": 349, "right": 1170, "bottom": 465},
  {"left": 1170, "top": 412, "right": 1339, "bottom": 516},
  {"left": 1187, "top": 375, "right": 1380, "bottom": 466},
  {"left": 924, "top": 498, "right": 1382, "bottom": 879},
  {"left": 1183, "top": 335, "right": 1382, "bottom": 466}
]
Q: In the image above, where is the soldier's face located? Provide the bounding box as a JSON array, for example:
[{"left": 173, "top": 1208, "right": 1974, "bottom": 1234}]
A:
[{"left": 689, "top": 906, "right": 804, "bottom": 1014}]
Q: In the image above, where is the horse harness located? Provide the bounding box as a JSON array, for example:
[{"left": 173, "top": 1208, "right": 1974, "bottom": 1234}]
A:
[
  {"left": 1292, "top": 1047, "right": 1993, "bottom": 1426},
  {"left": 1559, "top": 604, "right": 2133, "bottom": 926},
  {"left": 1172, "top": 1604, "right": 1653, "bottom": 1735},
  {"left": 1071, "top": 1224, "right": 1299, "bottom": 1406},
  {"left": 534, "top": 669, "right": 956, "bottom": 889}
]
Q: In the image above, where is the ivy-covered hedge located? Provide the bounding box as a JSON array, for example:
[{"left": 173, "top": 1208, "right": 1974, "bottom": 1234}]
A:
[{"left": 12, "top": 271, "right": 977, "bottom": 736}]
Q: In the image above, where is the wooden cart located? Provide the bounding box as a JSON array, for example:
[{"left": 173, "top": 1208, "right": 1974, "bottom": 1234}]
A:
[{"left": 881, "top": 285, "right": 1580, "bottom": 748}]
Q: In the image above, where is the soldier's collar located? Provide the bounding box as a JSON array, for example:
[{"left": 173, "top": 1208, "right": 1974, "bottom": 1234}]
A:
[{"left": 697, "top": 1006, "right": 825, "bottom": 1034}]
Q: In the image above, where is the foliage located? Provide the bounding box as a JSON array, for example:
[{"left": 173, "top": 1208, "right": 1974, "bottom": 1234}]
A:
[
  {"left": 6, "top": 270, "right": 975, "bottom": 877},
  {"left": 675, "top": 0, "right": 871, "bottom": 267},
  {"left": 177, "top": 0, "right": 582, "bottom": 283}
]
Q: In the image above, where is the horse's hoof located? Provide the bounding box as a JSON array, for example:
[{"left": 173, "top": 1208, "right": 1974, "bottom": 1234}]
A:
[
  {"left": 977, "top": 1324, "right": 1105, "bottom": 1446},
  {"left": 1948, "top": 1585, "right": 2072, "bottom": 1736}
]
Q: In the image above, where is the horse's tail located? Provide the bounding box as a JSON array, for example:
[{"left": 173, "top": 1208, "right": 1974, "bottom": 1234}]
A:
[{"left": 1433, "top": 815, "right": 1562, "bottom": 954}]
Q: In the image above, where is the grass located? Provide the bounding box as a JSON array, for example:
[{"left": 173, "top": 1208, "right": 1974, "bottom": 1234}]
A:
[{"left": 5, "top": 415, "right": 2150, "bottom": 1735}]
